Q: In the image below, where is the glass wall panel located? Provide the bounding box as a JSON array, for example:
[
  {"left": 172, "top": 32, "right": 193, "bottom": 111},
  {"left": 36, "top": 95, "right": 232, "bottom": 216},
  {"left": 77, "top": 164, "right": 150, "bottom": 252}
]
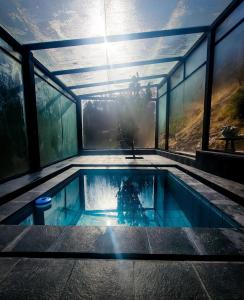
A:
[
  {"left": 185, "top": 38, "right": 207, "bottom": 76},
  {"left": 169, "top": 66, "right": 206, "bottom": 154},
  {"left": 158, "top": 94, "right": 167, "bottom": 149},
  {"left": 61, "top": 97, "right": 78, "bottom": 158},
  {"left": 158, "top": 82, "right": 167, "bottom": 97},
  {"left": 0, "top": 48, "right": 29, "bottom": 180},
  {"left": 215, "top": 2, "right": 244, "bottom": 42},
  {"left": 171, "top": 64, "right": 184, "bottom": 89},
  {"left": 82, "top": 99, "right": 155, "bottom": 149},
  {"left": 36, "top": 75, "right": 77, "bottom": 166},
  {"left": 209, "top": 24, "right": 244, "bottom": 152}
]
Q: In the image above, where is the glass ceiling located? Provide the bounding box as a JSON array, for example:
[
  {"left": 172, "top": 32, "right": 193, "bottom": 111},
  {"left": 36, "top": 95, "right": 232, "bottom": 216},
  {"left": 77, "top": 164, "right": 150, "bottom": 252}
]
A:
[
  {"left": 57, "top": 62, "right": 176, "bottom": 88},
  {"left": 33, "top": 33, "right": 201, "bottom": 72},
  {"left": 73, "top": 78, "right": 162, "bottom": 97},
  {"left": 0, "top": 0, "right": 232, "bottom": 97}
]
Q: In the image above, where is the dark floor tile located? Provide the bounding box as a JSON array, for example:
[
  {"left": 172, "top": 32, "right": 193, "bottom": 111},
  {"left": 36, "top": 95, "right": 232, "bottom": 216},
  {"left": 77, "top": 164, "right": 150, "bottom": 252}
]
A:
[
  {"left": 188, "top": 228, "right": 243, "bottom": 255},
  {"left": 194, "top": 262, "right": 244, "bottom": 300},
  {"left": 0, "top": 258, "right": 20, "bottom": 282},
  {"left": 134, "top": 260, "right": 208, "bottom": 299},
  {"left": 0, "top": 225, "right": 28, "bottom": 251},
  {"left": 0, "top": 202, "right": 30, "bottom": 222},
  {"left": 4, "top": 226, "right": 64, "bottom": 252},
  {"left": 147, "top": 228, "right": 198, "bottom": 255},
  {"left": 0, "top": 258, "right": 74, "bottom": 300},
  {"left": 61, "top": 259, "right": 134, "bottom": 300},
  {"left": 101, "top": 226, "right": 150, "bottom": 254},
  {"left": 50, "top": 226, "right": 108, "bottom": 253},
  {"left": 51, "top": 226, "right": 150, "bottom": 254}
]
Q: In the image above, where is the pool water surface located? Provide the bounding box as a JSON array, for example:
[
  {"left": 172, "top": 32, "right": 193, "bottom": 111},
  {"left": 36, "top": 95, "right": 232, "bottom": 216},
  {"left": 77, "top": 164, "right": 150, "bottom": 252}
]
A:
[{"left": 11, "top": 170, "right": 237, "bottom": 228}]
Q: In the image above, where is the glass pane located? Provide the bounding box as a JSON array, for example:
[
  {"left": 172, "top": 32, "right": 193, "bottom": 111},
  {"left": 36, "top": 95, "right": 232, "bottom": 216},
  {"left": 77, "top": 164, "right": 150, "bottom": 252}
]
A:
[
  {"left": 36, "top": 75, "right": 77, "bottom": 166},
  {"left": 57, "top": 71, "right": 109, "bottom": 87},
  {"left": 0, "top": 48, "right": 29, "bottom": 179},
  {"left": 158, "top": 82, "right": 167, "bottom": 97},
  {"left": 185, "top": 38, "right": 207, "bottom": 76},
  {"left": 158, "top": 94, "right": 167, "bottom": 149},
  {"left": 107, "top": 63, "right": 176, "bottom": 81},
  {"left": 33, "top": 34, "right": 199, "bottom": 78},
  {"left": 169, "top": 65, "right": 206, "bottom": 154},
  {"left": 59, "top": 63, "right": 173, "bottom": 90},
  {"left": 0, "top": 39, "right": 21, "bottom": 61},
  {"left": 35, "top": 68, "right": 73, "bottom": 100},
  {"left": 215, "top": 2, "right": 244, "bottom": 42},
  {"left": 209, "top": 24, "right": 244, "bottom": 153},
  {"left": 0, "top": 0, "right": 106, "bottom": 43},
  {"left": 74, "top": 85, "right": 110, "bottom": 96},
  {"left": 105, "top": 0, "right": 232, "bottom": 36},
  {"left": 34, "top": 43, "right": 107, "bottom": 72},
  {"left": 75, "top": 78, "right": 161, "bottom": 96},
  {"left": 171, "top": 64, "right": 184, "bottom": 89},
  {"left": 82, "top": 99, "right": 155, "bottom": 149},
  {"left": 107, "top": 34, "right": 201, "bottom": 65},
  {"left": 0, "top": 0, "right": 231, "bottom": 43},
  {"left": 61, "top": 97, "right": 78, "bottom": 158},
  {"left": 36, "top": 76, "right": 63, "bottom": 166}
]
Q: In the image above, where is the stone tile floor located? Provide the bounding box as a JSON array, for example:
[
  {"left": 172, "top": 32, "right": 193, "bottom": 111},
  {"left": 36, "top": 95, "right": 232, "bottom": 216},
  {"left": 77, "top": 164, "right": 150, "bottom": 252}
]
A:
[
  {"left": 0, "top": 155, "right": 244, "bottom": 299},
  {"left": 0, "top": 257, "right": 243, "bottom": 299}
]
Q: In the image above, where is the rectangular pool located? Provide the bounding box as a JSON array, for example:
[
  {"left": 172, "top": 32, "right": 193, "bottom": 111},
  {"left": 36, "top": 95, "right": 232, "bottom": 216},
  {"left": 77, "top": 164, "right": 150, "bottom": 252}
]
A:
[{"left": 9, "top": 170, "right": 237, "bottom": 228}]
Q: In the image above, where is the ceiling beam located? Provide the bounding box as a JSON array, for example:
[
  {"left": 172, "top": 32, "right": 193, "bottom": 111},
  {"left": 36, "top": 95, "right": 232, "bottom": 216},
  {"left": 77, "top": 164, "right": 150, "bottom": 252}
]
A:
[
  {"left": 23, "top": 26, "right": 210, "bottom": 50},
  {"left": 79, "top": 96, "right": 157, "bottom": 101},
  {"left": 68, "top": 73, "right": 167, "bottom": 90},
  {"left": 33, "top": 58, "right": 78, "bottom": 102},
  {"left": 77, "top": 84, "right": 157, "bottom": 99},
  {"left": 53, "top": 57, "right": 181, "bottom": 76}
]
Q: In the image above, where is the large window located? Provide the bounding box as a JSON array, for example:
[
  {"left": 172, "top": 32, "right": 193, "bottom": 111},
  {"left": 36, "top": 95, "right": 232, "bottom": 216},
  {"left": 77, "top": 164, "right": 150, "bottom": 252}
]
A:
[
  {"left": 36, "top": 75, "right": 77, "bottom": 166},
  {"left": 209, "top": 21, "right": 244, "bottom": 152},
  {"left": 158, "top": 93, "right": 167, "bottom": 149},
  {"left": 169, "top": 66, "right": 206, "bottom": 154},
  {"left": 167, "top": 37, "right": 207, "bottom": 155},
  {"left": 82, "top": 99, "right": 155, "bottom": 149},
  {"left": 0, "top": 47, "right": 29, "bottom": 180}
]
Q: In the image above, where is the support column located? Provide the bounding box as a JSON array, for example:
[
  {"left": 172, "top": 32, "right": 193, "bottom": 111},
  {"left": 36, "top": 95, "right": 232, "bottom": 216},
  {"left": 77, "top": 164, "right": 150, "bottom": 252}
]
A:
[
  {"left": 22, "top": 50, "right": 41, "bottom": 171},
  {"left": 202, "top": 31, "right": 215, "bottom": 150},
  {"left": 165, "top": 78, "right": 171, "bottom": 150},
  {"left": 76, "top": 100, "right": 83, "bottom": 153},
  {"left": 155, "top": 88, "right": 159, "bottom": 149}
]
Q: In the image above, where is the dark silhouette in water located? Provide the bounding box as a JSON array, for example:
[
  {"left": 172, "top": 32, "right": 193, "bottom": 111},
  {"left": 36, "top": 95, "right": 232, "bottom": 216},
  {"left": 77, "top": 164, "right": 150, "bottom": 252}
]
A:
[{"left": 116, "top": 178, "right": 149, "bottom": 226}]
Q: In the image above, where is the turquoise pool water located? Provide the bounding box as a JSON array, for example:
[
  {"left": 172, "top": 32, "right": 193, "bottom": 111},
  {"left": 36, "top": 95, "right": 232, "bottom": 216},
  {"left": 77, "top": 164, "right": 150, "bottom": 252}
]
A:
[{"left": 13, "top": 170, "right": 236, "bottom": 227}]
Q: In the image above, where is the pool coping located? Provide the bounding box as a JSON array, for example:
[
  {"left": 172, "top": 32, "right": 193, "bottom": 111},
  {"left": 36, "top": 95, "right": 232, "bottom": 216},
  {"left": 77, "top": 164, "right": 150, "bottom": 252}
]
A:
[
  {"left": 1, "top": 156, "right": 244, "bottom": 206},
  {"left": 0, "top": 166, "right": 244, "bottom": 258},
  {"left": 0, "top": 166, "right": 244, "bottom": 227},
  {"left": 0, "top": 225, "right": 244, "bottom": 259}
]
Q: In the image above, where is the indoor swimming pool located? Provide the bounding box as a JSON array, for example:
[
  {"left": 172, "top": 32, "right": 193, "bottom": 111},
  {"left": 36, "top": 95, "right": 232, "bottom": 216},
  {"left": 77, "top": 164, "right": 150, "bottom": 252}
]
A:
[{"left": 9, "top": 170, "right": 238, "bottom": 228}]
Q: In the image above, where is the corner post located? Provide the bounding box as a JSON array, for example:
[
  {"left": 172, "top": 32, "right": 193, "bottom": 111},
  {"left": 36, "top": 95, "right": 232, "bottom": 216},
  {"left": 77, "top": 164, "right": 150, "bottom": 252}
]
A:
[
  {"left": 76, "top": 100, "right": 83, "bottom": 153},
  {"left": 165, "top": 78, "right": 171, "bottom": 150},
  {"left": 22, "top": 50, "right": 41, "bottom": 171},
  {"left": 202, "top": 30, "right": 215, "bottom": 150},
  {"left": 155, "top": 87, "right": 159, "bottom": 149}
]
